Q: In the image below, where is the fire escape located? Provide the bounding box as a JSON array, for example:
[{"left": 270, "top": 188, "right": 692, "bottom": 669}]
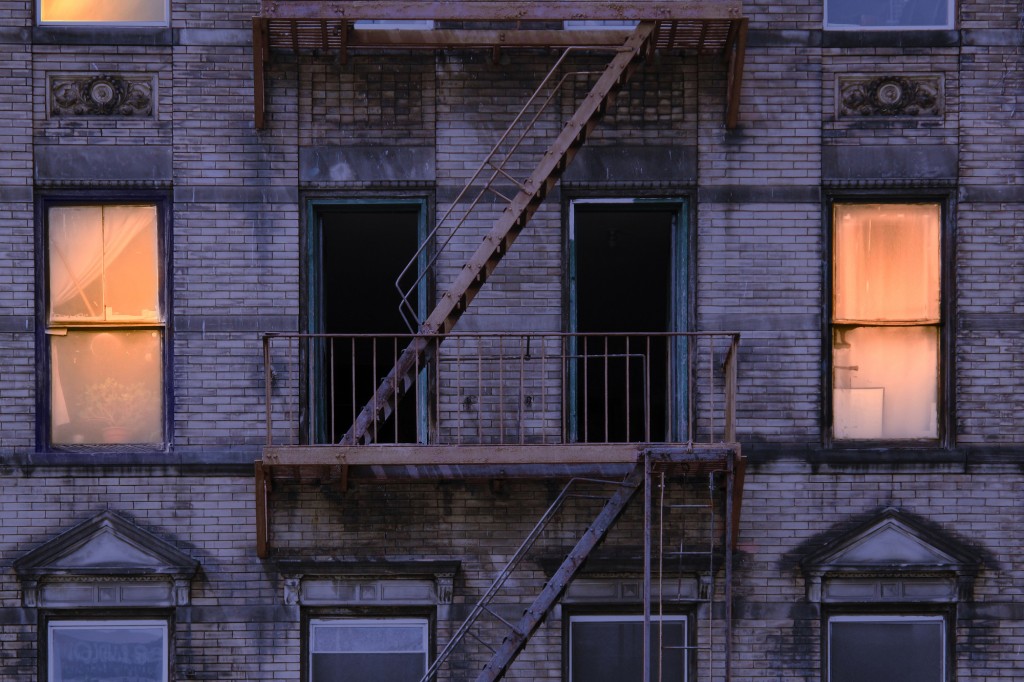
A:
[{"left": 250, "top": 2, "right": 747, "bottom": 680}]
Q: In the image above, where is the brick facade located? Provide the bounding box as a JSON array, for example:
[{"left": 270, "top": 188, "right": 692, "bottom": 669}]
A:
[{"left": 1, "top": 1, "right": 1023, "bottom": 680}]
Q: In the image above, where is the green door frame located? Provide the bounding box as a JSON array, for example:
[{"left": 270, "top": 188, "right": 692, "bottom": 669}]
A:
[
  {"left": 567, "top": 198, "right": 689, "bottom": 442},
  {"left": 307, "top": 198, "right": 429, "bottom": 443}
]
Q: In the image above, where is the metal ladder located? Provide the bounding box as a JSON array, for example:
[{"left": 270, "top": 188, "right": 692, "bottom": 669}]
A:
[
  {"left": 341, "top": 22, "right": 658, "bottom": 445},
  {"left": 418, "top": 461, "right": 647, "bottom": 682}
]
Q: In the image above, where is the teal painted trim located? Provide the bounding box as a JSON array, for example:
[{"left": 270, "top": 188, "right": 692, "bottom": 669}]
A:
[
  {"left": 567, "top": 198, "right": 690, "bottom": 442},
  {"left": 306, "top": 198, "right": 430, "bottom": 444}
]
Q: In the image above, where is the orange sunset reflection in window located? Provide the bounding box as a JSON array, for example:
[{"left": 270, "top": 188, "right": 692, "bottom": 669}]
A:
[{"left": 40, "top": 0, "right": 168, "bottom": 24}]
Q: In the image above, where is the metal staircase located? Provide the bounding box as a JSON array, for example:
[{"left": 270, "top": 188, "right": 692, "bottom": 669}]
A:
[
  {"left": 418, "top": 462, "right": 647, "bottom": 682},
  {"left": 340, "top": 22, "right": 658, "bottom": 446}
]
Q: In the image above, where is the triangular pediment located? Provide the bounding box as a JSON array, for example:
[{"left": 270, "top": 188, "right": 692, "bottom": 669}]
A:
[
  {"left": 802, "top": 508, "right": 979, "bottom": 573},
  {"left": 14, "top": 511, "right": 198, "bottom": 579}
]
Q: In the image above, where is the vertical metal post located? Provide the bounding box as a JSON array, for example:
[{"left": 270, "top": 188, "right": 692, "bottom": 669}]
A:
[
  {"left": 643, "top": 452, "right": 652, "bottom": 682},
  {"left": 725, "top": 452, "right": 735, "bottom": 682},
  {"left": 263, "top": 335, "right": 272, "bottom": 445}
]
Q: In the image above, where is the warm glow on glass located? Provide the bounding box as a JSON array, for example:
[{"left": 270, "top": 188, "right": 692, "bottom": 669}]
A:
[
  {"left": 834, "top": 203, "right": 940, "bottom": 323},
  {"left": 39, "top": 0, "right": 168, "bottom": 24},
  {"left": 51, "top": 330, "right": 164, "bottom": 445},
  {"left": 49, "top": 205, "right": 160, "bottom": 323},
  {"left": 832, "top": 202, "right": 941, "bottom": 441},
  {"left": 833, "top": 326, "right": 938, "bottom": 439}
]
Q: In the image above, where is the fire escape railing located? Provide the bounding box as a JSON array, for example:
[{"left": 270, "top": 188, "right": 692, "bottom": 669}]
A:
[{"left": 262, "top": 331, "right": 739, "bottom": 447}]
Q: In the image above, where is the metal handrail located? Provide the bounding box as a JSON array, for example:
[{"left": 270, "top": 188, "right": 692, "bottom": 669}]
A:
[{"left": 262, "top": 331, "right": 740, "bottom": 448}]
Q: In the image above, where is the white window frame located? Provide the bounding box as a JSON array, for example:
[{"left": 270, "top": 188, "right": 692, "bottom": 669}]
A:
[
  {"left": 827, "top": 614, "right": 946, "bottom": 682},
  {"left": 824, "top": 0, "right": 955, "bottom": 31},
  {"left": 308, "top": 617, "right": 429, "bottom": 682},
  {"left": 37, "top": 0, "right": 170, "bottom": 26},
  {"left": 47, "top": 619, "right": 168, "bottom": 682},
  {"left": 568, "top": 614, "right": 689, "bottom": 682}
]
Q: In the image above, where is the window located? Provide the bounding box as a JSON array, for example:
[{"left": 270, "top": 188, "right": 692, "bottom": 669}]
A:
[
  {"left": 309, "top": 618, "right": 428, "bottom": 682},
  {"left": 569, "top": 614, "right": 688, "bottom": 682},
  {"left": 831, "top": 203, "right": 941, "bottom": 441},
  {"left": 825, "top": 0, "right": 953, "bottom": 30},
  {"left": 38, "top": 0, "right": 169, "bottom": 25},
  {"left": 828, "top": 615, "right": 946, "bottom": 682},
  {"left": 46, "top": 203, "right": 165, "bottom": 447},
  {"left": 47, "top": 620, "right": 168, "bottom": 682}
]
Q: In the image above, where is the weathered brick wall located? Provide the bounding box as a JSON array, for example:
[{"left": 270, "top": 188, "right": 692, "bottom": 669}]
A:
[{"left": 2, "top": 0, "right": 1024, "bottom": 680}]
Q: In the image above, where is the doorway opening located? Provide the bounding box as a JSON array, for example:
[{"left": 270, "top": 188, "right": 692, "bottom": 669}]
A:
[
  {"left": 312, "top": 201, "right": 427, "bottom": 443},
  {"left": 568, "top": 200, "right": 687, "bottom": 442}
]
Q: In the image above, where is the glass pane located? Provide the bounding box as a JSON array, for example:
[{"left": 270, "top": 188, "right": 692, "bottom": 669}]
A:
[
  {"left": 311, "top": 654, "right": 425, "bottom": 682},
  {"left": 570, "top": 618, "right": 686, "bottom": 682},
  {"left": 50, "top": 623, "right": 166, "bottom": 682},
  {"left": 49, "top": 206, "right": 105, "bottom": 322},
  {"left": 826, "top": 0, "right": 950, "bottom": 28},
  {"left": 103, "top": 205, "right": 160, "bottom": 320},
  {"left": 833, "top": 326, "right": 938, "bottom": 439},
  {"left": 830, "top": 618, "right": 944, "bottom": 682},
  {"left": 312, "top": 624, "right": 426, "bottom": 653},
  {"left": 49, "top": 205, "right": 159, "bottom": 323},
  {"left": 834, "top": 204, "right": 940, "bottom": 323},
  {"left": 39, "top": 0, "right": 168, "bottom": 24},
  {"left": 51, "top": 330, "right": 163, "bottom": 445}
]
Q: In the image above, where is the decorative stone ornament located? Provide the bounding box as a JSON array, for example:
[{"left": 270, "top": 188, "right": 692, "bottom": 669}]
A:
[
  {"left": 838, "top": 75, "right": 942, "bottom": 118},
  {"left": 50, "top": 74, "right": 155, "bottom": 117},
  {"left": 13, "top": 510, "right": 198, "bottom": 608}
]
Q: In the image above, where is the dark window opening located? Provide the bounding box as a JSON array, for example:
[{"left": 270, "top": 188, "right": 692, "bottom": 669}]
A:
[
  {"left": 318, "top": 206, "right": 423, "bottom": 443},
  {"left": 571, "top": 204, "right": 679, "bottom": 443}
]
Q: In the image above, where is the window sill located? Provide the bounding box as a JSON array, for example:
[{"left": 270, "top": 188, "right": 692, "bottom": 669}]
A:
[
  {"left": 822, "top": 29, "right": 959, "bottom": 48},
  {"left": 32, "top": 25, "right": 173, "bottom": 46}
]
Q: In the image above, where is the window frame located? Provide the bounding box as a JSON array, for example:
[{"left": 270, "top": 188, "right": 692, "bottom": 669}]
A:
[
  {"left": 824, "top": 195, "right": 954, "bottom": 449},
  {"left": 36, "top": 0, "right": 170, "bottom": 27},
  {"left": 565, "top": 611, "right": 693, "bottom": 682},
  {"left": 36, "top": 193, "right": 172, "bottom": 453},
  {"left": 42, "top": 615, "right": 170, "bottom": 682},
  {"left": 564, "top": 198, "right": 691, "bottom": 443},
  {"left": 304, "top": 197, "right": 431, "bottom": 445},
  {"left": 823, "top": 0, "right": 955, "bottom": 31},
  {"left": 302, "top": 610, "right": 434, "bottom": 682},
  {"left": 823, "top": 609, "right": 953, "bottom": 682}
]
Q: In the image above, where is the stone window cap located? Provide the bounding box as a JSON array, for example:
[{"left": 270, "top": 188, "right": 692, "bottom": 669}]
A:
[
  {"left": 13, "top": 510, "right": 198, "bottom": 609},
  {"left": 800, "top": 507, "right": 983, "bottom": 604},
  {"left": 276, "top": 559, "right": 460, "bottom": 607}
]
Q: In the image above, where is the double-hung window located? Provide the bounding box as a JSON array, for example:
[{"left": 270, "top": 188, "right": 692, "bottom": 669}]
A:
[
  {"left": 46, "top": 203, "right": 165, "bottom": 447},
  {"left": 568, "top": 614, "right": 689, "bottom": 681},
  {"left": 47, "top": 620, "right": 168, "bottom": 682},
  {"left": 831, "top": 203, "right": 941, "bottom": 441},
  {"left": 38, "top": 0, "right": 169, "bottom": 25},
  {"left": 825, "top": 0, "right": 954, "bottom": 30},
  {"left": 828, "top": 615, "right": 946, "bottom": 682},
  {"left": 309, "top": 618, "right": 429, "bottom": 682}
]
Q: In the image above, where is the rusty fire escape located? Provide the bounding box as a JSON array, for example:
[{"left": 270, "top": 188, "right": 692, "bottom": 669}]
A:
[{"left": 251, "top": 2, "right": 747, "bottom": 680}]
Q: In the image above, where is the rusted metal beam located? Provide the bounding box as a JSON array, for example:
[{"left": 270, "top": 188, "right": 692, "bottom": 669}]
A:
[
  {"left": 725, "top": 17, "right": 747, "bottom": 129},
  {"left": 345, "top": 28, "right": 630, "bottom": 48},
  {"left": 258, "top": 1, "right": 743, "bottom": 22},
  {"left": 252, "top": 17, "right": 269, "bottom": 129},
  {"left": 254, "top": 460, "right": 269, "bottom": 557}
]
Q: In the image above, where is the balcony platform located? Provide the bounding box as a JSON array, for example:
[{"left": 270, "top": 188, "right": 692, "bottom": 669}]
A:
[{"left": 252, "top": 0, "right": 747, "bottom": 127}]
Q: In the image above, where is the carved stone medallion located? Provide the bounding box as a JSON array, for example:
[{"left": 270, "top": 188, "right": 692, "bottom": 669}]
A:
[
  {"left": 50, "top": 74, "right": 155, "bottom": 118},
  {"left": 838, "top": 75, "right": 942, "bottom": 118}
]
